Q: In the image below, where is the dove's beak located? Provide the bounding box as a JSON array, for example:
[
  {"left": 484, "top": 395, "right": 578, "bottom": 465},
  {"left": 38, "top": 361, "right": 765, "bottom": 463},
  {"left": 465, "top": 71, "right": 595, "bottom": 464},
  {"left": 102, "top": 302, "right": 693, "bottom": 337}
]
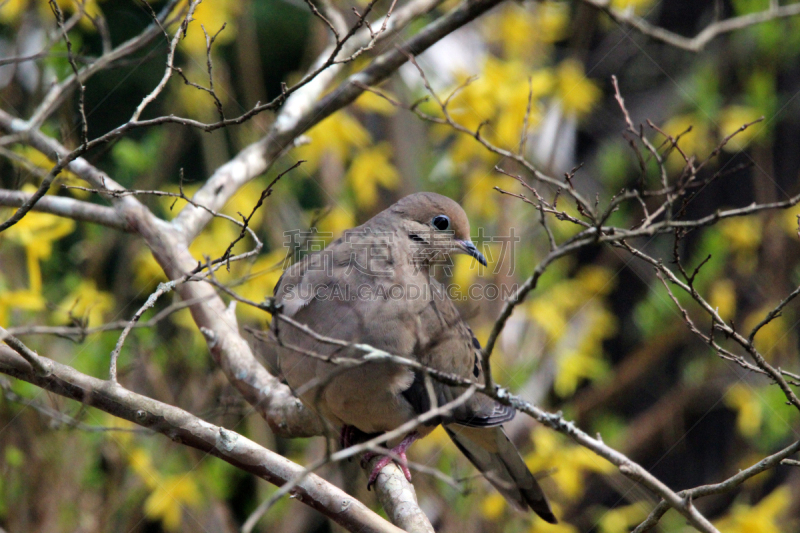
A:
[{"left": 458, "top": 240, "right": 487, "bottom": 267}]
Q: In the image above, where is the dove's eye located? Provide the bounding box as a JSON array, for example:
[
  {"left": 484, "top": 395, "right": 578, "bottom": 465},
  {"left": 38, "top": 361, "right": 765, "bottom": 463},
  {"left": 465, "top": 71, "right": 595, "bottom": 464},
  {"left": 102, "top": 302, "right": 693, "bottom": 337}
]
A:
[{"left": 431, "top": 215, "right": 451, "bottom": 231}]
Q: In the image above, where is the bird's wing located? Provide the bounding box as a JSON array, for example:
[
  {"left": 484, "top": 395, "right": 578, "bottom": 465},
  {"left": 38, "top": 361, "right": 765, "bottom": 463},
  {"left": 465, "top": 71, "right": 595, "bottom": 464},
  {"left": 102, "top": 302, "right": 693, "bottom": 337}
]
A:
[
  {"left": 270, "top": 230, "right": 425, "bottom": 434},
  {"left": 401, "top": 278, "right": 515, "bottom": 427}
]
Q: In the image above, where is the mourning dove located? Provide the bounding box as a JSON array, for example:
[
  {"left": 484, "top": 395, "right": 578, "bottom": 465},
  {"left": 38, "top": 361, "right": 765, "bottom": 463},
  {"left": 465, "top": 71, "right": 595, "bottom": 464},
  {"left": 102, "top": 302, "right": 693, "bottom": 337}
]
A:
[{"left": 266, "top": 192, "right": 556, "bottom": 523}]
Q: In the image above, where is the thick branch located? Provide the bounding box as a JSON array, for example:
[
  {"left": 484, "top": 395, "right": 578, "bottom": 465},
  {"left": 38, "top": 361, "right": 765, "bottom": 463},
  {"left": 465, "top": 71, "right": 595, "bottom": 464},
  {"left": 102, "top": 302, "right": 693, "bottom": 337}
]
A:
[
  {"left": 0, "top": 346, "right": 403, "bottom": 533},
  {"left": 0, "top": 190, "right": 131, "bottom": 231},
  {"left": 0, "top": 110, "right": 324, "bottom": 438}
]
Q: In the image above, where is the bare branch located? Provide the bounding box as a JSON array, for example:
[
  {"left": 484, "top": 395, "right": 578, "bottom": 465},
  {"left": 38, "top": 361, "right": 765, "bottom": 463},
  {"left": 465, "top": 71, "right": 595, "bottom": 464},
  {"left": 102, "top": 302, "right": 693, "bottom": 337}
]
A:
[
  {"left": 633, "top": 440, "right": 800, "bottom": 532},
  {"left": 585, "top": 0, "right": 800, "bottom": 52},
  {"left": 241, "top": 385, "right": 470, "bottom": 533},
  {"left": 0, "top": 111, "right": 323, "bottom": 439},
  {"left": 48, "top": 0, "right": 88, "bottom": 147},
  {"left": 619, "top": 241, "right": 800, "bottom": 412},
  {"left": 173, "top": 0, "right": 494, "bottom": 242},
  {"left": 6, "top": 296, "right": 210, "bottom": 340},
  {"left": 27, "top": 0, "right": 180, "bottom": 130},
  {"left": 217, "top": 160, "right": 304, "bottom": 269},
  {"left": 0, "top": 189, "right": 130, "bottom": 231},
  {"left": 0, "top": 345, "right": 404, "bottom": 533},
  {"left": 359, "top": 57, "right": 597, "bottom": 223},
  {"left": 0, "top": 327, "right": 53, "bottom": 377},
  {"left": 109, "top": 280, "right": 178, "bottom": 383},
  {"left": 748, "top": 284, "right": 800, "bottom": 344},
  {"left": 130, "top": 0, "right": 203, "bottom": 123}
]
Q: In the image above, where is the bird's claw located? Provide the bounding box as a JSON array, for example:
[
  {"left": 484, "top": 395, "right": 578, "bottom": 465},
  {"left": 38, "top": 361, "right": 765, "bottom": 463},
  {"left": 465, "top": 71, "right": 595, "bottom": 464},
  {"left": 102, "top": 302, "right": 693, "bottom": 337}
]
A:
[
  {"left": 363, "top": 432, "right": 419, "bottom": 490},
  {"left": 366, "top": 451, "right": 412, "bottom": 490}
]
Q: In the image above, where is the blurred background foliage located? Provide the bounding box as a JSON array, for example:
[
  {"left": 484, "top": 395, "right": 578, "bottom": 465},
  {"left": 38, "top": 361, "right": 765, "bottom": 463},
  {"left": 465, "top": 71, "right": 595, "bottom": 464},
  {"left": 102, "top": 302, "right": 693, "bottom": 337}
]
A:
[{"left": 1, "top": 0, "right": 800, "bottom": 532}]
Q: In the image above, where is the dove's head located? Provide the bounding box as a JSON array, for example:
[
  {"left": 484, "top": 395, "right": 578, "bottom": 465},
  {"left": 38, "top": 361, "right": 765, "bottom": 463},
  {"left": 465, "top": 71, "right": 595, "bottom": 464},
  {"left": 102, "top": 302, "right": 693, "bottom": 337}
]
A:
[{"left": 386, "top": 192, "right": 487, "bottom": 267}]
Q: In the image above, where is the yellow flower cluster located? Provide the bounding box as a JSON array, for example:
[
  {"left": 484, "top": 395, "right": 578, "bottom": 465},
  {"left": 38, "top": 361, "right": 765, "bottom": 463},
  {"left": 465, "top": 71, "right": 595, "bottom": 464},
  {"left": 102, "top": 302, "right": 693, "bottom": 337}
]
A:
[
  {"left": 345, "top": 142, "right": 400, "bottom": 209},
  {"left": 527, "top": 266, "right": 617, "bottom": 397},
  {"left": 610, "top": 0, "right": 657, "bottom": 13},
  {"left": 714, "top": 487, "right": 791, "bottom": 533},
  {"left": 708, "top": 278, "right": 737, "bottom": 321},
  {"left": 295, "top": 110, "right": 402, "bottom": 213},
  {"left": 660, "top": 105, "right": 764, "bottom": 170},
  {"left": 445, "top": 58, "right": 554, "bottom": 164},
  {"left": 54, "top": 279, "right": 115, "bottom": 328},
  {"left": 1, "top": 0, "right": 102, "bottom": 29},
  {"left": 485, "top": 3, "right": 570, "bottom": 61},
  {"left": 109, "top": 417, "right": 202, "bottom": 532},
  {"left": 724, "top": 383, "right": 763, "bottom": 438},
  {"left": 526, "top": 428, "right": 615, "bottom": 499},
  {"left": 1, "top": 192, "right": 82, "bottom": 325},
  {"left": 1, "top": 182, "right": 118, "bottom": 329},
  {"left": 596, "top": 502, "right": 650, "bottom": 533},
  {"left": 718, "top": 216, "right": 762, "bottom": 274},
  {"left": 179, "top": 0, "right": 241, "bottom": 56}
]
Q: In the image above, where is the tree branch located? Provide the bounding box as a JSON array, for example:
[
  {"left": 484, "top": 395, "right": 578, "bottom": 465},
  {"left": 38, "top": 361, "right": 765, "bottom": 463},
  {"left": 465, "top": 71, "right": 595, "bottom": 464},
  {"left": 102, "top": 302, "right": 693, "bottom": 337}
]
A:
[
  {"left": 173, "top": 0, "right": 504, "bottom": 242},
  {"left": 585, "top": 0, "right": 800, "bottom": 52},
  {"left": 0, "top": 345, "right": 404, "bottom": 533},
  {"left": 0, "top": 190, "right": 131, "bottom": 231},
  {"left": 632, "top": 439, "right": 800, "bottom": 532}
]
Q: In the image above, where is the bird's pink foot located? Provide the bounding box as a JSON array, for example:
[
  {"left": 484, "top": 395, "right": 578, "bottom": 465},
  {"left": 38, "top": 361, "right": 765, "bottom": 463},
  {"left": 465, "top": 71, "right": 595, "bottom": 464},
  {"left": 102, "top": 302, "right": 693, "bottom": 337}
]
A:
[{"left": 364, "top": 432, "right": 420, "bottom": 490}]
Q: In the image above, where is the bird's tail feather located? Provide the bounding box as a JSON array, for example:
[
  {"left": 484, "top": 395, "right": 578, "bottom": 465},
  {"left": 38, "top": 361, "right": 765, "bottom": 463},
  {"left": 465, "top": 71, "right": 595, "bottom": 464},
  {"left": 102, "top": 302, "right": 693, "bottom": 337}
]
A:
[{"left": 445, "top": 425, "right": 557, "bottom": 524}]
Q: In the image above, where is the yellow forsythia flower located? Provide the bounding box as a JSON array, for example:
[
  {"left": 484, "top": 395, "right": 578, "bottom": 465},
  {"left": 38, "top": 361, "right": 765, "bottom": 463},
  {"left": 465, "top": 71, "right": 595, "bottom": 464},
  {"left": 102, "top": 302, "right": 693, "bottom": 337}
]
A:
[
  {"left": 724, "top": 383, "right": 762, "bottom": 438},
  {"left": 526, "top": 428, "right": 613, "bottom": 500},
  {"left": 354, "top": 90, "right": 397, "bottom": 116},
  {"left": 126, "top": 446, "right": 202, "bottom": 532},
  {"left": 143, "top": 475, "right": 202, "bottom": 532},
  {"left": 719, "top": 216, "right": 762, "bottom": 254},
  {"left": 718, "top": 216, "right": 762, "bottom": 274},
  {"left": 4, "top": 203, "right": 75, "bottom": 293},
  {"left": 11, "top": 146, "right": 81, "bottom": 185},
  {"left": 236, "top": 249, "right": 291, "bottom": 322},
  {"left": 597, "top": 502, "right": 650, "bottom": 533},
  {"left": 781, "top": 208, "right": 800, "bottom": 238},
  {"left": 0, "top": 288, "right": 46, "bottom": 325},
  {"left": 554, "top": 349, "right": 610, "bottom": 398},
  {"left": 316, "top": 205, "right": 356, "bottom": 241},
  {"left": 447, "top": 59, "right": 554, "bottom": 159},
  {"left": 179, "top": 0, "right": 240, "bottom": 56},
  {"left": 660, "top": 114, "right": 712, "bottom": 170},
  {"left": 47, "top": 0, "right": 104, "bottom": 31},
  {"left": 537, "top": 2, "right": 571, "bottom": 44},
  {"left": 481, "top": 492, "right": 507, "bottom": 520},
  {"left": 128, "top": 448, "right": 160, "bottom": 490},
  {"left": 719, "top": 105, "right": 763, "bottom": 151},
  {"left": 709, "top": 278, "right": 737, "bottom": 320},
  {"left": 346, "top": 143, "right": 400, "bottom": 209},
  {"left": 486, "top": 3, "right": 569, "bottom": 59},
  {"left": 714, "top": 487, "right": 791, "bottom": 533},
  {"left": 133, "top": 247, "right": 168, "bottom": 290},
  {"left": 575, "top": 265, "right": 615, "bottom": 296},
  {"left": 555, "top": 59, "right": 601, "bottom": 118},
  {"left": 295, "top": 112, "right": 371, "bottom": 172},
  {"left": 610, "top": 0, "right": 657, "bottom": 13},
  {"left": 529, "top": 518, "right": 579, "bottom": 533},
  {"left": 54, "top": 280, "right": 115, "bottom": 327},
  {"left": 0, "top": 0, "right": 25, "bottom": 23}
]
